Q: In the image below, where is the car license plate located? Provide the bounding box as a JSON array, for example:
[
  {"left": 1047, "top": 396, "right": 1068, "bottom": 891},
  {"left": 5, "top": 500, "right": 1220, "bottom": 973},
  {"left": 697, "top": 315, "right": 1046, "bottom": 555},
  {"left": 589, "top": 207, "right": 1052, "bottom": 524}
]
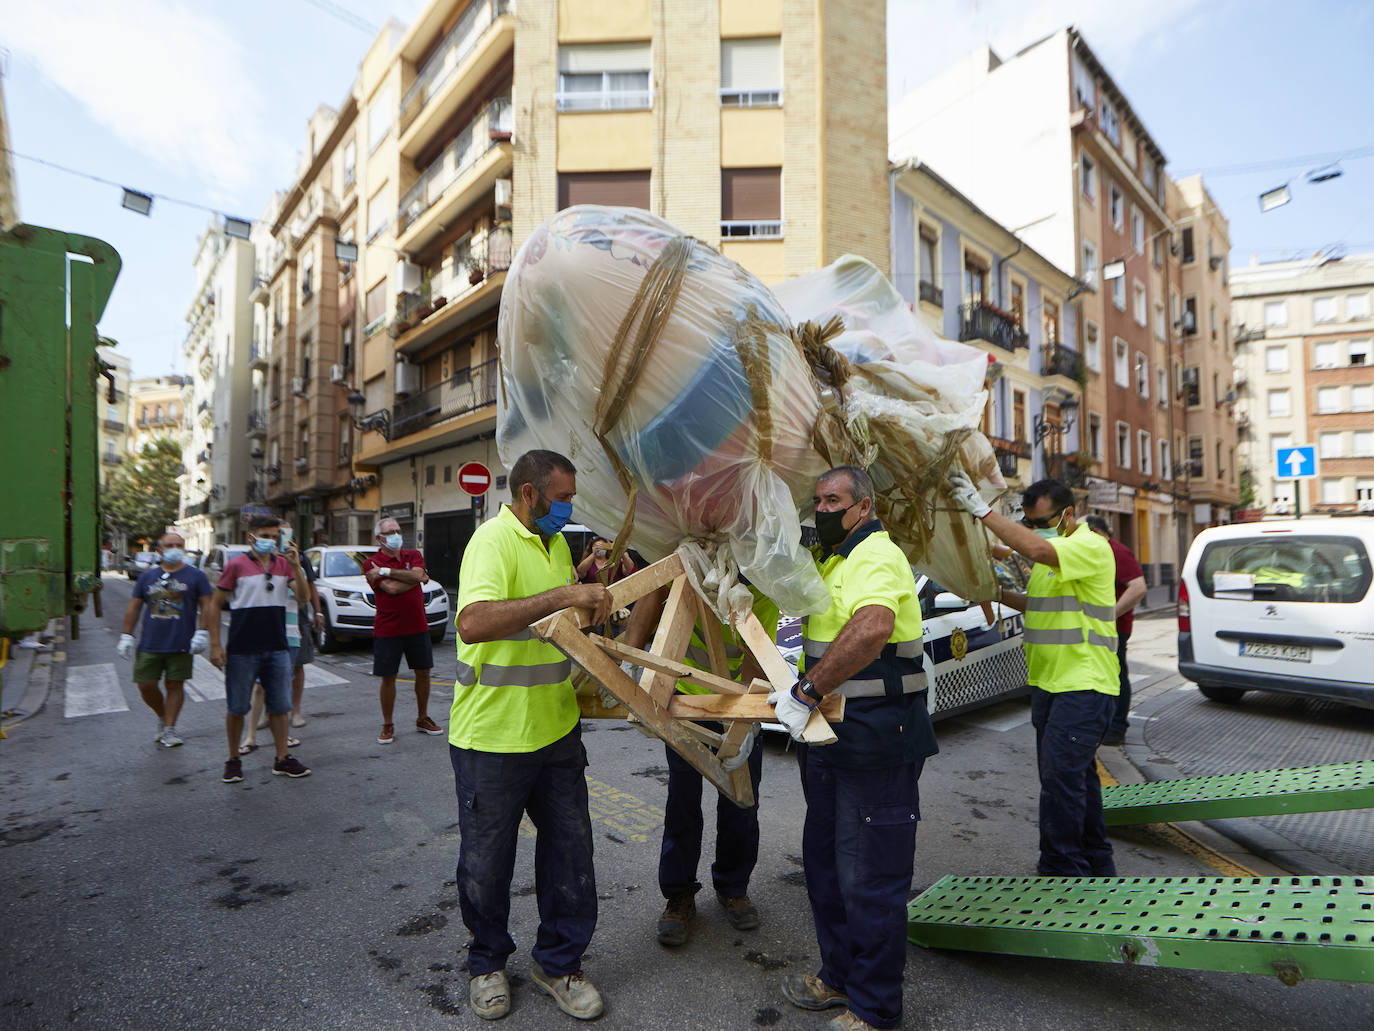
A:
[{"left": 1239, "top": 641, "right": 1311, "bottom": 662}]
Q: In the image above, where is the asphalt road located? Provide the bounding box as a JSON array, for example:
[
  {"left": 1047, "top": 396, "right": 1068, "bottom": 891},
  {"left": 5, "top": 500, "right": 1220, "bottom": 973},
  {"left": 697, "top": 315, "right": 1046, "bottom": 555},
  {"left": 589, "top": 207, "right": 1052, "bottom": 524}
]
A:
[{"left": 1, "top": 576, "right": 1371, "bottom": 1030}]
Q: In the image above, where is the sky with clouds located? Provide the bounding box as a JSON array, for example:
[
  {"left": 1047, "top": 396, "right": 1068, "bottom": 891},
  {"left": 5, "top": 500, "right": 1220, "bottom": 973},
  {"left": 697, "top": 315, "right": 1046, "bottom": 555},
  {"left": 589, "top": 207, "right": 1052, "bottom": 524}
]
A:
[{"left": 4, "top": 0, "right": 1373, "bottom": 377}]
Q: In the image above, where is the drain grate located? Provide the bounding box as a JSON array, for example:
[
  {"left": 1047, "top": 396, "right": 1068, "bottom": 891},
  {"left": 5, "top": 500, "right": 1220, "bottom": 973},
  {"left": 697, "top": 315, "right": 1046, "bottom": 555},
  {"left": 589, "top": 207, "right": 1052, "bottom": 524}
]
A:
[
  {"left": 907, "top": 875, "right": 1374, "bottom": 984},
  {"left": 1102, "top": 760, "right": 1374, "bottom": 825}
]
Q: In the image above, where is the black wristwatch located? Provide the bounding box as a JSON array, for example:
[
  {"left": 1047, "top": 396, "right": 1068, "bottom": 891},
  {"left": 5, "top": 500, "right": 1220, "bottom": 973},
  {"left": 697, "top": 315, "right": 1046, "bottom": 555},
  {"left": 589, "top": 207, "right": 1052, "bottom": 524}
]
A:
[{"left": 794, "top": 677, "right": 823, "bottom": 707}]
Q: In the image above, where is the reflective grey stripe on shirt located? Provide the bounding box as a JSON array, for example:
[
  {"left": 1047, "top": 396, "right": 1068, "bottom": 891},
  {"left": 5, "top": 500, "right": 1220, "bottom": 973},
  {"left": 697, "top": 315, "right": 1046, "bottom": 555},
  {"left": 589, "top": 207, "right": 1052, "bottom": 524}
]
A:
[
  {"left": 501, "top": 628, "right": 536, "bottom": 643},
  {"left": 1024, "top": 627, "right": 1118, "bottom": 650},
  {"left": 802, "top": 637, "right": 923, "bottom": 662},
  {"left": 454, "top": 658, "right": 572, "bottom": 689},
  {"left": 1026, "top": 596, "right": 1117, "bottom": 622},
  {"left": 835, "top": 670, "right": 929, "bottom": 697}
]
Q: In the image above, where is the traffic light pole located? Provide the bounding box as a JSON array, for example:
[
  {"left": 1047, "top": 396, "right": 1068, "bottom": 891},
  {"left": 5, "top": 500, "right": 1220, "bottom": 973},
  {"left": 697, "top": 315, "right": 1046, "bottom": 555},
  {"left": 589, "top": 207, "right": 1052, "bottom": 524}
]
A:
[{"left": 1294, "top": 479, "right": 1301, "bottom": 520}]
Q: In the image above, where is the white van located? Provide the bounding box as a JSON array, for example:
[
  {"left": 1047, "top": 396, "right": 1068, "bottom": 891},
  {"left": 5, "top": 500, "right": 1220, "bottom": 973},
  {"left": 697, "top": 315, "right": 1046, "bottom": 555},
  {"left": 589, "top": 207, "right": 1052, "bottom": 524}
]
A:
[{"left": 1177, "top": 517, "right": 1374, "bottom": 708}]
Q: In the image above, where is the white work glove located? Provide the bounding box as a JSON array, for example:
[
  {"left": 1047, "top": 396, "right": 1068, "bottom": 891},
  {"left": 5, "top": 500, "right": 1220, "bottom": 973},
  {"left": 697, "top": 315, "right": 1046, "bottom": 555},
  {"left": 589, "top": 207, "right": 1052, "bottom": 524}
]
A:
[
  {"left": 767, "top": 685, "right": 814, "bottom": 742},
  {"left": 947, "top": 470, "right": 992, "bottom": 519},
  {"left": 720, "top": 722, "right": 760, "bottom": 771},
  {"left": 599, "top": 660, "right": 640, "bottom": 709},
  {"left": 116, "top": 634, "right": 135, "bottom": 660},
  {"left": 189, "top": 629, "right": 210, "bottom": 655}
]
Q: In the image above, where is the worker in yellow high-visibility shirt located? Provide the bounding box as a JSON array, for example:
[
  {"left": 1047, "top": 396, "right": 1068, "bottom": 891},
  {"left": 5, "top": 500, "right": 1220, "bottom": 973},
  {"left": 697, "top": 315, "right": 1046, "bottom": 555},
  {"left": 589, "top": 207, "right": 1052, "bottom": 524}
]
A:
[
  {"left": 451, "top": 449, "right": 614, "bottom": 1023},
  {"left": 949, "top": 472, "right": 1120, "bottom": 877}
]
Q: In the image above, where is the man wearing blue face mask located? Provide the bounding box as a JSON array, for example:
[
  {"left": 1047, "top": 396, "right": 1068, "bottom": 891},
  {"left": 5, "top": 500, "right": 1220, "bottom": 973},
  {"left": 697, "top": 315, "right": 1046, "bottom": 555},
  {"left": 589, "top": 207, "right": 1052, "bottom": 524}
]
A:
[
  {"left": 118, "top": 529, "right": 213, "bottom": 748},
  {"left": 948, "top": 473, "right": 1120, "bottom": 877},
  {"left": 449, "top": 449, "right": 614, "bottom": 1022},
  {"left": 363, "top": 517, "right": 443, "bottom": 744}
]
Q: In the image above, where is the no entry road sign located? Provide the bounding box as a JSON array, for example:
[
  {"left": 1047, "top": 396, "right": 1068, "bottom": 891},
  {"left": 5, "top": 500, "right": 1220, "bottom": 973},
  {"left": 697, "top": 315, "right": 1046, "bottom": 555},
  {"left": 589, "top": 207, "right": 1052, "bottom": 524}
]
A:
[{"left": 458, "top": 461, "right": 492, "bottom": 496}]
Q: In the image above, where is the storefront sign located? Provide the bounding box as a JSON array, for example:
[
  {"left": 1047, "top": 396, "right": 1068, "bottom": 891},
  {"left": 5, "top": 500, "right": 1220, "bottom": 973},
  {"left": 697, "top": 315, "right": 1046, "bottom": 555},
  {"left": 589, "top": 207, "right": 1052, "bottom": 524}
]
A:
[{"left": 380, "top": 502, "right": 415, "bottom": 521}]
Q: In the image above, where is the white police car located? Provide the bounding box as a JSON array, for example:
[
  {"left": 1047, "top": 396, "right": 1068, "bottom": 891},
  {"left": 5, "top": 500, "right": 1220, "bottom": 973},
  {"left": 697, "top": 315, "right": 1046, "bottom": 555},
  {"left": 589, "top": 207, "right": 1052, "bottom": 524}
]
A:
[{"left": 774, "top": 557, "right": 1029, "bottom": 722}]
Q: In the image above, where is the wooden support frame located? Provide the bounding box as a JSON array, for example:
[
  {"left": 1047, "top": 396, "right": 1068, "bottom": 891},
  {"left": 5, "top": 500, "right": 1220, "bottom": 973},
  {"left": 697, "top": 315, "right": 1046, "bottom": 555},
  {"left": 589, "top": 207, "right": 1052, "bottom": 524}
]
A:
[{"left": 533, "top": 554, "right": 843, "bottom": 806}]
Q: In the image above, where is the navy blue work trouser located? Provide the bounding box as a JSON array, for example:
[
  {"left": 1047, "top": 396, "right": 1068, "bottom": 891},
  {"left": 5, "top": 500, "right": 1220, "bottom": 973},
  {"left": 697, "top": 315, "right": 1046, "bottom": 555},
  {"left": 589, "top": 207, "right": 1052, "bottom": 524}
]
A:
[
  {"left": 449, "top": 728, "right": 597, "bottom": 977},
  {"left": 659, "top": 722, "right": 763, "bottom": 899},
  {"left": 802, "top": 751, "right": 923, "bottom": 1031},
  {"left": 1030, "top": 686, "right": 1117, "bottom": 876}
]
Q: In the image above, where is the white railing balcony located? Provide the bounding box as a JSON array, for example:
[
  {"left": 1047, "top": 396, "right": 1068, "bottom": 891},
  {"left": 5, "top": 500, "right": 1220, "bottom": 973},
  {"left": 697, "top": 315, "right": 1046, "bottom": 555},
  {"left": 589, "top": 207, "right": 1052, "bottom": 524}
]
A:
[
  {"left": 720, "top": 220, "right": 783, "bottom": 239},
  {"left": 397, "top": 100, "right": 510, "bottom": 235},
  {"left": 719, "top": 88, "right": 783, "bottom": 108},
  {"left": 556, "top": 87, "right": 652, "bottom": 113},
  {"left": 399, "top": 0, "right": 512, "bottom": 134}
]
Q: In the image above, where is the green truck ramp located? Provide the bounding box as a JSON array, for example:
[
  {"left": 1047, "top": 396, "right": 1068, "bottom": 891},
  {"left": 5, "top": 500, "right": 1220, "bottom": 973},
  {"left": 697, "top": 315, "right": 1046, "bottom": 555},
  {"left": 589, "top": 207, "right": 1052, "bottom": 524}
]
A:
[
  {"left": 908, "top": 875, "right": 1374, "bottom": 985},
  {"left": 1101, "top": 760, "right": 1374, "bottom": 826}
]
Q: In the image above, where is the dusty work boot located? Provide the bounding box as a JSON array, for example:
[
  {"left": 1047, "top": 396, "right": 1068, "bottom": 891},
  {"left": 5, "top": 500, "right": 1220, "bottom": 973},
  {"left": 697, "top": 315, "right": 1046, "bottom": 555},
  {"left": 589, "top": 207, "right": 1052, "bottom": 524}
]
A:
[
  {"left": 826, "top": 1011, "right": 876, "bottom": 1031},
  {"left": 656, "top": 892, "right": 696, "bottom": 947},
  {"left": 715, "top": 890, "right": 760, "bottom": 931},
  {"left": 469, "top": 970, "right": 510, "bottom": 1020},
  {"left": 781, "top": 972, "right": 849, "bottom": 1011},
  {"left": 528, "top": 961, "right": 604, "bottom": 1020}
]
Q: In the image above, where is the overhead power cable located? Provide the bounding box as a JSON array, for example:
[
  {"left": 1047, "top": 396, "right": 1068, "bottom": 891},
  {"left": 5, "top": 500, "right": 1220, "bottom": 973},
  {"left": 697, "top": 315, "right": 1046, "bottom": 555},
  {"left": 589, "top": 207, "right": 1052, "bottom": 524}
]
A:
[{"left": 299, "top": 0, "right": 376, "bottom": 34}]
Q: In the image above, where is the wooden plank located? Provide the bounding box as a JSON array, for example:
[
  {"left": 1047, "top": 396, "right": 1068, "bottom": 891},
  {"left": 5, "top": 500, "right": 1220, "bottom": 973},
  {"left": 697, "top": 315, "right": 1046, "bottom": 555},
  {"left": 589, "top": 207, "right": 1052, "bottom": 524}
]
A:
[
  {"left": 734, "top": 610, "right": 837, "bottom": 745},
  {"left": 547, "top": 613, "right": 754, "bottom": 806},
  {"left": 596, "top": 636, "right": 747, "bottom": 696},
  {"left": 667, "top": 691, "right": 844, "bottom": 723},
  {"left": 695, "top": 592, "right": 731, "bottom": 678},
  {"left": 644, "top": 575, "right": 696, "bottom": 708},
  {"left": 531, "top": 553, "right": 686, "bottom": 640}
]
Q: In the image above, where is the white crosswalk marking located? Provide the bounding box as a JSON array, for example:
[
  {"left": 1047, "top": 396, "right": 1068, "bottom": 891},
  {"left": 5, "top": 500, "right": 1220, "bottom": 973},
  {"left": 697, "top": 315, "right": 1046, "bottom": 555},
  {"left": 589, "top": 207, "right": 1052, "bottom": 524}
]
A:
[
  {"left": 184, "top": 655, "right": 348, "bottom": 703},
  {"left": 64, "top": 663, "right": 130, "bottom": 718}
]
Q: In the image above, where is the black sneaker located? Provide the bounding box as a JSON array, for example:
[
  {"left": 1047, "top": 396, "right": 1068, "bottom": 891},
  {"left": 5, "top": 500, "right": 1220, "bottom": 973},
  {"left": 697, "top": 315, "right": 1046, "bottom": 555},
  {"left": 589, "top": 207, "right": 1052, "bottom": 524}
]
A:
[
  {"left": 716, "top": 891, "right": 760, "bottom": 931},
  {"left": 656, "top": 892, "right": 695, "bottom": 947},
  {"left": 272, "top": 753, "right": 311, "bottom": 778},
  {"left": 222, "top": 758, "right": 244, "bottom": 783}
]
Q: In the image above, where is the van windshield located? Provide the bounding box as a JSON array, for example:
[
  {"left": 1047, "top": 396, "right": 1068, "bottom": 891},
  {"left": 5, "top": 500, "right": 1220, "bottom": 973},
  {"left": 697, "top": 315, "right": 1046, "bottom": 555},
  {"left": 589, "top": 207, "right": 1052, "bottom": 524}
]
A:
[{"left": 1197, "top": 534, "right": 1372, "bottom": 603}]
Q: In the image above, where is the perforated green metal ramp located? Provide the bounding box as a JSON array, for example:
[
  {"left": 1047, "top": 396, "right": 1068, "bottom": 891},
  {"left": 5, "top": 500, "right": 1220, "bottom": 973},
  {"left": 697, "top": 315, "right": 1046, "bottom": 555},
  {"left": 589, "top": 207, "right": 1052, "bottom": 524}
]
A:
[
  {"left": 1101, "top": 760, "right": 1374, "bottom": 826},
  {"left": 907, "top": 875, "right": 1374, "bottom": 984}
]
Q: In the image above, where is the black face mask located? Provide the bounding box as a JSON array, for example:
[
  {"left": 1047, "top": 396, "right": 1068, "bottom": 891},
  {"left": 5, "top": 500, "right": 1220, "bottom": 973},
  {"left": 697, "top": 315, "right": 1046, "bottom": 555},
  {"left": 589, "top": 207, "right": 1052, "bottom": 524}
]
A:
[{"left": 815, "top": 502, "right": 862, "bottom": 550}]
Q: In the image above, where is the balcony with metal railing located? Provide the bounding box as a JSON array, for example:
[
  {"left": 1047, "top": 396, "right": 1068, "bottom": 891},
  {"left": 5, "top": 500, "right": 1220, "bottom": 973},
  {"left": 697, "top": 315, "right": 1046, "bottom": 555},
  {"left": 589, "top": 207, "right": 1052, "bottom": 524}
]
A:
[
  {"left": 250, "top": 342, "right": 268, "bottom": 370},
  {"left": 398, "top": 0, "right": 514, "bottom": 156},
  {"left": 247, "top": 410, "right": 268, "bottom": 436},
  {"left": 960, "top": 302, "right": 1027, "bottom": 352},
  {"left": 391, "top": 356, "right": 499, "bottom": 440},
  {"left": 1042, "top": 342, "right": 1085, "bottom": 383},
  {"left": 391, "top": 227, "right": 513, "bottom": 350},
  {"left": 397, "top": 99, "right": 513, "bottom": 251},
  {"left": 1048, "top": 453, "right": 1090, "bottom": 488},
  {"left": 919, "top": 280, "right": 943, "bottom": 307}
]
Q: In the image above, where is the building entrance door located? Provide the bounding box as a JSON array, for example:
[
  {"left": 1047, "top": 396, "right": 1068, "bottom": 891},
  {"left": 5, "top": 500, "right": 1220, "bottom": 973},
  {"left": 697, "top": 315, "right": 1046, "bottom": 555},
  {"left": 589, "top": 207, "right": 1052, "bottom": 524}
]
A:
[{"left": 424, "top": 509, "right": 475, "bottom": 599}]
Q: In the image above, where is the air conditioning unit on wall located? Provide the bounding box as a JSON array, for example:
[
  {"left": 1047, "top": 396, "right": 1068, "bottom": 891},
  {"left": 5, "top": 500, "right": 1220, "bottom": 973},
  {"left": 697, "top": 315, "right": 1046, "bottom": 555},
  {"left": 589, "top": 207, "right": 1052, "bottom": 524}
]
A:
[{"left": 330, "top": 364, "right": 346, "bottom": 384}]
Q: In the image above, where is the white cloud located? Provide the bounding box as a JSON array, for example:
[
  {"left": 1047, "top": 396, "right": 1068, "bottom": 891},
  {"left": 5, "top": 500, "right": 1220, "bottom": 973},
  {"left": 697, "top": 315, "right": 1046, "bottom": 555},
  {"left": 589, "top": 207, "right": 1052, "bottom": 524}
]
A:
[
  {"left": 2, "top": 0, "right": 294, "bottom": 202},
  {"left": 888, "top": 0, "right": 1213, "bottom": 110}
]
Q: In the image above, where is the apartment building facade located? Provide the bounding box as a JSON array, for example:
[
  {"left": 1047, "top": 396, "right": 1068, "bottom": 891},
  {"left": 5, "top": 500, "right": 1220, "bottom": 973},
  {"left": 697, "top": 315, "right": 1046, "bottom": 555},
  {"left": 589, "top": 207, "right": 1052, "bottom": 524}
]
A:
[
  {"left": 128, "top": 376, "right": 188, "bottom": 457},
  {"left": 891, "top": 27, "right": 1190, "bottom": 586},
  {"left": 178, "top": 224, "right": 255, "bottom": 553},
  {"left": 1231, "top": 252, "right": 1374, "bottom": 516},
  {"left": 1169, "top": 175, "right": 1240, "bottom": 531},
  {"left": 225, "top": 0, "right": 890, "bottom": 582},
  {"left": 892, "top": 161, "right": 1083, "bottom": 512},
  {"left": 96, "top": 345, "right": 132, "bottom": 484}
]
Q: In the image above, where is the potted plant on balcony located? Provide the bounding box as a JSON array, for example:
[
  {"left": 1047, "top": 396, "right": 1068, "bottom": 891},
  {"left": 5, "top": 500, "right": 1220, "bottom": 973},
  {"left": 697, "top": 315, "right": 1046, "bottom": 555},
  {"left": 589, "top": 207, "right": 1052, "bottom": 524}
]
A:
[
  {"left": 413, "top": 272, "right": 434, "bottom": 321},
  {"left": 467, "top": 259, "right": 485, "bottom": 286},
  {"left": 1068, "top": 450, "right": 1095, "bottom": 470}
]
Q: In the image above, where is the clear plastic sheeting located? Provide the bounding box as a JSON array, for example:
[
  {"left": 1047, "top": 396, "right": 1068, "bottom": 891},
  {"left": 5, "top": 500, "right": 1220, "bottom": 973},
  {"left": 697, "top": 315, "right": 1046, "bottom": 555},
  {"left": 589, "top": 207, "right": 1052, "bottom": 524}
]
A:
[
  {"left": 496, "top": 205, "right": 832, "bottom": 615},
  {"left": 773, "top": 255, "right": 1006, "bottom": 601}
]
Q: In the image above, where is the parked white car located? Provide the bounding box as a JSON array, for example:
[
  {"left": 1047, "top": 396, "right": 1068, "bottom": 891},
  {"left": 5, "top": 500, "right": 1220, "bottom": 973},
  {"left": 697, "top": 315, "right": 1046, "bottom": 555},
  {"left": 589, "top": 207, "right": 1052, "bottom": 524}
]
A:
[
  {"left": 773, "top": 557, "right": 1029, "bottom": 725},
  {"left": 1178, "top": 517, "right": 1374, "bottom": 708},
  {"left": 306, "top": 546, "right": 451, "bottom": 652}
]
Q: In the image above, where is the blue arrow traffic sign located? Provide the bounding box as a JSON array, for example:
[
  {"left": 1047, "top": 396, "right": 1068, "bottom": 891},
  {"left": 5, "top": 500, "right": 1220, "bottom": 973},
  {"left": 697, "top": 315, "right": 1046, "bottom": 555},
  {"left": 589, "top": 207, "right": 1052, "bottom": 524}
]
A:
[{"left": 1275, "top": 445, "right": 1317, "bottom": 480}]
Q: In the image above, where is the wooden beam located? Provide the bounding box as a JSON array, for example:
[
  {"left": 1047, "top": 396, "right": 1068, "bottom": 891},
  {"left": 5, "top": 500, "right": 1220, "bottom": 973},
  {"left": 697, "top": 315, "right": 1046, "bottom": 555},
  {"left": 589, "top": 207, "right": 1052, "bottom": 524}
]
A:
[
  {"left": 734, "top": 609, "right": 837, "bottom": 745},
  {"left": 532, "top": 553, "right": 687, "bottom": 639},
  {"left": 546, "top": 612, "right": 755, "bottom": 806},
  {"left": 695, "top": 592, "right": 731, "bottom": 678},
  {"left": 643, "top": 574, "right": 696, "bottom": 708},
  {"left": 595, "top": 636, "right": 747, "bottom": 696},
  {"left": 667, "top": 692, "right": 844, "bottom": 723}
]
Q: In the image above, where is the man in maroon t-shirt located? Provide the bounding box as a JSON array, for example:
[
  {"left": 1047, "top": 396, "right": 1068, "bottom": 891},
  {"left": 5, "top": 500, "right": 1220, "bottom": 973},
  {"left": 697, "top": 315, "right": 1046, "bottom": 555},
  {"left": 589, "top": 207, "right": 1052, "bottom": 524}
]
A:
[
  {"left": 362, "top": 518, "right": 445, "bottom": 745},
  {"left": 1087, "top": 516, "right": 1148, "bottom": 745}
]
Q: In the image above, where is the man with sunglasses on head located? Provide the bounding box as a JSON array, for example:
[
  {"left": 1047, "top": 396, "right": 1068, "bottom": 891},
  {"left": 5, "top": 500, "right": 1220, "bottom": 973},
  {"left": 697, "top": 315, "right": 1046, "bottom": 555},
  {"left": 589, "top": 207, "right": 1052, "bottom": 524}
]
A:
[
  {"left": 450, "top": 449, "right": 613, "bottom": 1022},
  {"left": 117, "top": 529, "right": 213, "bottom": 748},
  {"left": 948, "top": 473, "right": 1120, "bottom": 877},
  {"left": 207, "top": 513, "right": 311, "bottom": 783}
]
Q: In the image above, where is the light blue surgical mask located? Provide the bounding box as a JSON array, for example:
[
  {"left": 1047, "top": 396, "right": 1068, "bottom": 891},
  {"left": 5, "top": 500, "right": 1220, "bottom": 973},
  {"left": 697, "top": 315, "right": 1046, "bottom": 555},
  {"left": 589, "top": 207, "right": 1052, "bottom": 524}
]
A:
[
  {"left": 252, "top": 536, "right": 277, "bottom": 555},
  {"left": 160, "top": 548, "right": 185, "bottom": 565},
  {"left": 1033, "top": 527, "right": 1059, "bottom": 540},
  {"left": 384, "top": 533, "right": 403, "bottom": 550},
  {"left": 534, "top": 496, "right": 573, "bottom": 536}
]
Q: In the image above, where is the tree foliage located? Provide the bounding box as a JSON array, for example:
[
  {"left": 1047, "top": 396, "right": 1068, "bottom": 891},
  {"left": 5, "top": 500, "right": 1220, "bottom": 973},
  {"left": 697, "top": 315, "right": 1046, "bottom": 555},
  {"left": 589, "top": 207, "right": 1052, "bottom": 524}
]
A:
[{"left": 104, "top": 438, "right": 184, "bottom": 545}]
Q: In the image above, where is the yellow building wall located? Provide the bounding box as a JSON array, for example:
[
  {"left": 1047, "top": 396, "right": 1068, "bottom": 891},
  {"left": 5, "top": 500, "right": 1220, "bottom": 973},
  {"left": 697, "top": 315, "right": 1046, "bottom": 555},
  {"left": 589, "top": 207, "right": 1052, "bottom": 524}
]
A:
[
  {"left": 558, "top": 0, "right": 653, "bottom": 41},
  {"left": 721, "top": 240, "right": 786, "bottom": 284},
  {"left": 656, "top": 0, "right": 720, "bottom": 238},
  {"left": 513, "top": 1, "right": 559, "bottom": 246},
  {"left": 556, "top": 112, "right": 655, "bottom": 172},
  {"left": 781, "top": 0, "right": 819, "bottom": 277},
  {"left": 720, "top": 108, "right": 784, "bottom": 168},
  {"left": 720, "top": 0, "right": 783, "bottom": 37}
]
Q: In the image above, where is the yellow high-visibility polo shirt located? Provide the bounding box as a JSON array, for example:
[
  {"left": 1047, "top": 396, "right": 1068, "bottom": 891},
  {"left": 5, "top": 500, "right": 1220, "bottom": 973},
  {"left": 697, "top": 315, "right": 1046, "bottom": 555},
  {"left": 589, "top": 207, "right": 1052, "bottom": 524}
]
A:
[
  {"left": 450, "top": 504, "right": 579, "bottom": 752},
  {"left": 1024, "top": 523, "right": 1120, "bottom": 695}
]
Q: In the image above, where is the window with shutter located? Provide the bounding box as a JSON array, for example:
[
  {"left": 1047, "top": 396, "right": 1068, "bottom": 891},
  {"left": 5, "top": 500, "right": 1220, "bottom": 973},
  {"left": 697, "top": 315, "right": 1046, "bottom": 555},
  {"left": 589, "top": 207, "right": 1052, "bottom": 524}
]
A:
[{"left": 720, "top": 167, "right": 782, "bottom": 238}]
